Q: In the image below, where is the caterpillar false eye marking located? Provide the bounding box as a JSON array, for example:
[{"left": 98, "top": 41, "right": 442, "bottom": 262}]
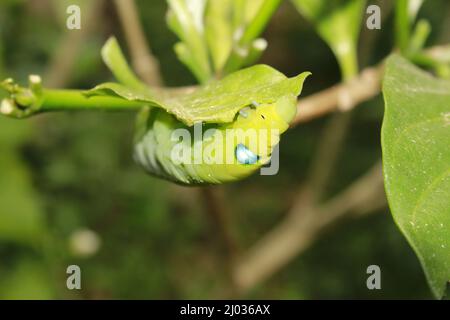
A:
[{"left": 236, "top": 144, "right": 259, "bottom": 165}]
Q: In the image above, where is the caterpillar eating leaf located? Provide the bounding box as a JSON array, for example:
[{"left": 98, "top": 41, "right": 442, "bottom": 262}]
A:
[{"left": 87, "top": 38, "right": 310, "bottom": 185}]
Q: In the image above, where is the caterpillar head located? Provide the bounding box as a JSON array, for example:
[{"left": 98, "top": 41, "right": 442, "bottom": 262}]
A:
[
  {"left": 193, "top": 95, "right": 298, "bottom": 183},
  {"left": 228, "top": 95, "right": 297, "bottom": 165}
]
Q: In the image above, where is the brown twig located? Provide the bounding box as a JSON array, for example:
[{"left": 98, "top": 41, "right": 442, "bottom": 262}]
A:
[
  {"left": 113, "top": 0, "right": 163, "bottom": 87},
  {"left": 293, "top": 65, "right": 384, "bottom": 125},
  {"left": 306, "top": 112, "right": 353, "bottom": 203},
  {"left": 201, "top": 187, "right": 240, "bottom": 289},
  {"left": 201, "top": 187, "right": 239, "bottom": 259},
  {"left": 235, "top": 76, "right": 362, "bottom": 295},
  {"left": 234, "top": 161, "right": 385, "bottom": 293},
  {"left": 292, "top": 44, "right": 450, "bottom": 125},
  {"left": 232, "top": 109, "right": 355, "bottom": 293}
]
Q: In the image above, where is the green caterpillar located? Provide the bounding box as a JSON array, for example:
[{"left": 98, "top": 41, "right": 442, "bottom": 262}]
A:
[
  {"left": 86, "top": 38, "right": 309, "bottom": 185},
  {"left": 133, "top": 95, "right": 297, "bottom": 185}
]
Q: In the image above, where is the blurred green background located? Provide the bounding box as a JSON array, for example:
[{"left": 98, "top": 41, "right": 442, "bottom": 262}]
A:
[{"left": 0, "top": 0, "right": 448, "bottom": 299}]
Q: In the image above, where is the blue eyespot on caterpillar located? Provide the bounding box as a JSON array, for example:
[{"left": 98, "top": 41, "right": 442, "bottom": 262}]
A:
[{"left": 235, "top": 144, "right": 259, "bottom": 165}]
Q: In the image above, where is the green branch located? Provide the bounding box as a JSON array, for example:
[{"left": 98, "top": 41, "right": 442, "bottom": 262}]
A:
[{"left": 0, "top": 75, "right": 144, "bottom": 119}]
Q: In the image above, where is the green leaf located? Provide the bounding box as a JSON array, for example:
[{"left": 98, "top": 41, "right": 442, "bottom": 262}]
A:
[
  {"left": 222, "top": 0, "right": 280, "bottom": 74},
  {"left": 167, "top": 0, "right": 281, "bottom": 80},
  {"left": 205, "top": 0, "right": 233, "bottom": 72},
  {"left": 166, "top": 0, "right": 212, "bottom": 83},
  {"left": 101, "top": 37, "right": 149, "bottom": 91},
  {"left": 291, "top": 0, "right": 366, "bottom": 79},
  {"left": 395, "top": 0, "right": 428, "bottom": 54},
  {"left": 237, "top": 0, "right": 281, "bottom": 46},
  {"left": 382, "top": 54, "right": 450, "bottom": 299},
  {"left": 87, "top": 64, "right": 310, "bottom": 126}
]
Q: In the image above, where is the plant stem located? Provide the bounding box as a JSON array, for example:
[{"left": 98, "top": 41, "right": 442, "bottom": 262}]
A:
[
  {"left": 42, "top": 89, "right": 145, "bottom": 111},
  {"left": 336, "top": 44, "right": 359, "bottom": 82},
  {"left": 409, "top": 19, "right": 431, "bottom": 54},
  {"left": 234, "top": 162, "right": 385, "bottom": 293},
  {"left": 1, "top": 87, "right": 144, "bottom": 119}
]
